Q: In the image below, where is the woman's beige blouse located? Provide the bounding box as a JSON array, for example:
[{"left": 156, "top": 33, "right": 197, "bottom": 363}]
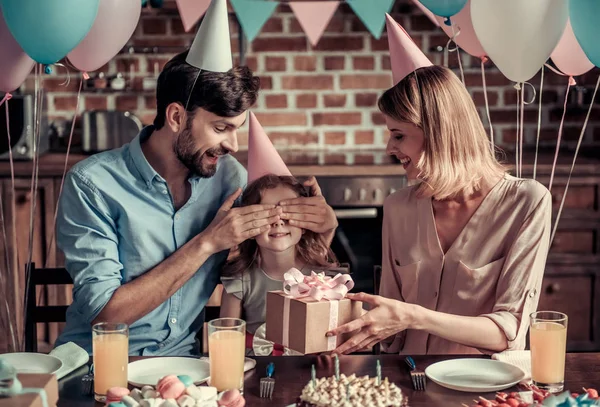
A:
[{"left": 380, "top": 174, "right": 552, "bottom": 354}]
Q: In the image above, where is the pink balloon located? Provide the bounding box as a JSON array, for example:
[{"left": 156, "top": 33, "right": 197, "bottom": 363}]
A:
[
  {"left": 551, "top": 19, "right": 594, "bottom": 77},
  {"left": 411, "top": 0, "right": 440, "bottom": 27},
  {"left": 435, "top": 0, "right": 486, "bottom": 59},
  {"left": 68, "top": 0, "right": 141, "bottom": 72},
  {"left": 0, "top": 7, "right": 35, "bottom": 92}
]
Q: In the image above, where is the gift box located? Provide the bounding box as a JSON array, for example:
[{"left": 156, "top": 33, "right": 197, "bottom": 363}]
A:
[
  {"left": 265, "top": 269, "right": 363, "bottom": 354},
  {"left": 0, "top": 374, "right": 59, "bottom": 407}
]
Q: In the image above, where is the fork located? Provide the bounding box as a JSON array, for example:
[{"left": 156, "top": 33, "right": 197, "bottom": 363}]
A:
[
  {"left": 260, "top": 362, "right": 275, "bottom": 399},
  {"left": 81, "top": 364, "right": 94, "bottom": 396},
  {"left": 404, "top": 356, "right": 426, "bottom": 391}
]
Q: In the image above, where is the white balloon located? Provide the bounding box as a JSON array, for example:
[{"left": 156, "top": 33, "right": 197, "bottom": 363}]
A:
[{"left": 471, "top": 0, "right": 568, "bottom": 83}]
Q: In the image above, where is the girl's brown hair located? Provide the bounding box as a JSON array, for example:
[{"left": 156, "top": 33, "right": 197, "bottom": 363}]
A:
[
  {"left": 222, "top": 174, "right": 338, "bottom": 277},
  {"left": 378, "top": 65, "right": 506, "bottom": 200}
]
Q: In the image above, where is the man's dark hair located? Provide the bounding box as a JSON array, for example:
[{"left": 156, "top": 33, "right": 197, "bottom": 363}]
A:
[{"left": 153, "top": 51, "right": 260, "bottom": 129}]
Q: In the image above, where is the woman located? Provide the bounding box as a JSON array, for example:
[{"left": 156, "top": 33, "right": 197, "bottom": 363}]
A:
[{"left": 327, "top": 64, "right": 551, "bottom": 355}]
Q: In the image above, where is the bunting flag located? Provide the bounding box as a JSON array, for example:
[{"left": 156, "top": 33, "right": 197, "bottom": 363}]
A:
[
  {"left": 347, "top": 0, "right": 395, "bottom": 39},
  {"left": 176, "top": 0, "right": 211, "bottom": 32},
  {"left": 231, "top": 0, "right": 279, "bottom": 43},
  {"left": 289, "top": 1, "right": 340, "bottom": 47}
]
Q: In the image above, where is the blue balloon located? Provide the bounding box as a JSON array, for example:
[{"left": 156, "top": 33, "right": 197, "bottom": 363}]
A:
[
  {"left": 570, "top": 0, "right": 600, "bottom": 67},
  {"left": 0, "top": 0, "right": 99, "bottom": 65},
  {"left": 419, "top": 0, "right": 467, "bottom": 18}
]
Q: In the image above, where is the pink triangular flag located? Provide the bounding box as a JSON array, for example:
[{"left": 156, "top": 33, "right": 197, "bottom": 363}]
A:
[
  {"left": 176, "top": 0, "right": 211, "bottom": 32},
  {"left": 247, "top": 112, "right": 292, "bottom": 183},
  {"left": 385, "top": 14, "right": 432, "bottom": 85},
  {"left": 289, "top": 1, "right": 340, "bottom": 47}
]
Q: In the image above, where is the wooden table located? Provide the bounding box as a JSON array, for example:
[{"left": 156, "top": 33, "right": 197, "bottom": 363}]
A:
[{"left": 57, "top": 354, "right": 600, "bottom": 407}]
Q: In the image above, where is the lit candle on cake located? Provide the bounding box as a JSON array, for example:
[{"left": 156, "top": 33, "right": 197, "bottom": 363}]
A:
[
  {"left": 345, "top": 383, "right": 350, "bottom": 401},
  {"left": 334, "top": 355, "right": 340, "bottom": 381},
  {"left": 376, "top": 360, "right": 381, "bottom": 386}
]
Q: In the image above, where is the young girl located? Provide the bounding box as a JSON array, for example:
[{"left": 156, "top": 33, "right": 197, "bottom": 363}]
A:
[{"left": 219, "top": 174, "right": 337, "bottom": 341}]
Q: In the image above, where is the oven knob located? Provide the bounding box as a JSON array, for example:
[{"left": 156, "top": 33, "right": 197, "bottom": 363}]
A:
[
  {"left": 389, "top": 188, "right": 396, "bottom": 195},
  {"left": 373, "top": 189, "right": 383, "bottom": 202},
  {"left": 359, "top": 188, "right": 367, "bottom": 201},
  {"left": 343, "top": 188, "right": 352, "bottom": 202}
]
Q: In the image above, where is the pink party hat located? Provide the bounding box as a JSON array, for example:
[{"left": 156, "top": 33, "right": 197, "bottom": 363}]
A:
[
  {"left": 247, "top": 112, "right": 292, "bottom": 183},
  {"left": 385, "top": 14, "right": 433, "bottom": 85}
]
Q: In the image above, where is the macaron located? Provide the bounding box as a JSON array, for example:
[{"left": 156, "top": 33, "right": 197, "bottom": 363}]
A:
[
  {"left": 156, "top": 375, "right": 185, "bottom": 399},
  {"left": 176, "top": 375, "right": 194, "bottom": 388},
  {"left": 105, "top": 387, "right": 130, "bottom": 404},
  {"left": 218, "top": 389, "right": 245, "bottom": 407}
]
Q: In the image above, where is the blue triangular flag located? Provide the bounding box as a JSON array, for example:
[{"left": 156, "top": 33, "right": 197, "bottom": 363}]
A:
[
  {"left": 347, "top": 0, "right": 395, "bottom": 39},
  {"left": 231, "top": 0, "right": 278, "bottom": 43}
]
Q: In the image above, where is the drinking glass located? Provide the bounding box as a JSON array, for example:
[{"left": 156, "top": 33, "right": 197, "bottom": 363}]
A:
[
  {"left": 92, "top": 322, "right": 129, "bottom": 402},
  {"left": 208, "top": 318, "right": 246, "bottom": 393},
  {"left": 530, "top": 311, "right": 568, "bottom": 393}
]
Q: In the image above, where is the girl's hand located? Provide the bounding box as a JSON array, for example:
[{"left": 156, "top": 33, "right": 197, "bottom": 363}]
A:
[
  {"left": 279, "top": 177, "right": 338, "bottom": 235},
  {"left": 326, "top": 293, "right": 417, "bottom": 355}
]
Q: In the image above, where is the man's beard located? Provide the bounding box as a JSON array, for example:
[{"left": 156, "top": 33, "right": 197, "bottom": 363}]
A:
[{"left": 173, "top": 123, "right": 229, "bottom": 178}]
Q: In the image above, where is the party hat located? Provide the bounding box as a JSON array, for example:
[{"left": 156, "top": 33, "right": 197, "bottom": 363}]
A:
[
  {"left": 186, "top": 0, "right": 233, "bottom": 72},
  {"left": 247, "top": 112, "right": 292, "bottom": 183},
  {"left": 385, "top": 14, "right": 432, "bottom": 85}
]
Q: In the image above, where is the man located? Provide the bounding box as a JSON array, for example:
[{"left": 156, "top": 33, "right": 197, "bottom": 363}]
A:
[{"left": 55, "top": 0, "right": 337, "bottom": 356}]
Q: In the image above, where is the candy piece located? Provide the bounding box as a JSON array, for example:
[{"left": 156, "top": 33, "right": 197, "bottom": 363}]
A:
[
  {"left": 106, "top": 387, "right": 131, "bottom": 404},
  {"left": 158, "top": 399, "right": 178, "bottom": 407},
  {"left": 157, "top": 375, "right": 186, "bottom": 400},
  {"left": 177, "top": 395, "right": 196, "bottom": 407},
  {"left": 141, "top": 385, "right": 155, "bottom": 393},
  {"left": 139, "top": 398, "right": 161, "bottom": 407},
  {"left": 218, "top": 389, "right": 245, "bottom": 407},
  {"left": 177, "top": 375, "right": 194, "bottom": 388},
  {"left": 121, "top": 395, "right": 141, "bottom": 407},
  {"left": 130, "top": 389, "right": 144, "bottom": 402},
  {"left": 186, "top": 385, "right": 217, "bottom": 401},
  {"left": 108, "top": 403, "right": 127, "bottom": 407},
  {"left": 142, "top": 388, "right": 160, "bottom": 399}
]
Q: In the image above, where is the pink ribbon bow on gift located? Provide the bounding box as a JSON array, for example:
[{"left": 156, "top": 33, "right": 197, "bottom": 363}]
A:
[{"left": 283, "top": 268, "right": 354, "bottom": 301}]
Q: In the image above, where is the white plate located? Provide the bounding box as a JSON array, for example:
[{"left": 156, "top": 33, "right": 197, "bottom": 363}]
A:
[
  {"left": 128, "top": 357, "right": 257, "bottom": 387},
  {"left": 425, "top": 358, "right": 526, "bottom": 393},
  {"left": 0, "top": 353, "right": 63, "bottom": 374}
]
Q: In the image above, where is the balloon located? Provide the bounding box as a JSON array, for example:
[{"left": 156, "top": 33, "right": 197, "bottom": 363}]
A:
[
  {"left": 471, "top": 0, "right": 568, "bottom": 83},
  {"left": 0, "top": 0, "right": 99, "bottom": 65},
  {"left": 68, "top": 0, "right": 141, "bottom": 72},
  {"left": 0, "top": 8, "right": 35, "bottom": 92},
  {"left": 411, "top": 0, "right": 440, "bottom": 27},
  {"left": 569, "top": 0, "right": 600, "bottom": 67},
  {"left": 435, "top": 0, "right": 485, "bottom": 58},
  {"left": 419, "top": 0, "right": 467, "bottom": 19},
  {"left": 551, "top": 20, "right": 594, "bottom": 77}
]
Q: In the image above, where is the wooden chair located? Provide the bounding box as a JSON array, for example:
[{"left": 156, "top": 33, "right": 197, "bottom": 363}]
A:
[{"left": 24, "top": 263, "right": 72, "bottom": 352}]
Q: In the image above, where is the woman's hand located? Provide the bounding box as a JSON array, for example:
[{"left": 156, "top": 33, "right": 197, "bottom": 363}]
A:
[{"left": 326, "top": 292, "right": 417, "bottom": 355}]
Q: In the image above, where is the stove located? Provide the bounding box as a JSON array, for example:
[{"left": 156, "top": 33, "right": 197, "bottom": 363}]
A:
[{"left": 316, "top": 175, "right": 408, "bottom": 294}]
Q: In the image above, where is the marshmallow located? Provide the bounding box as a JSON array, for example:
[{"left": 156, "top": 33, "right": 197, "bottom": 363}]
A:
[
  {"left": 121, "top": 395, "right": 141, "bottom": 407},
  {"left": 186, "top": 385, "right": 215, "bottom": 401},
  {"left": 130, "top": 388, "right": 144, "bottom": 402},
  {"left": 139, "top": 398, "right": 162, "bottom": 407},
  {"left": 177, "top": 395, "right": 196, "bottom": 407},
  {"left": 195, "top": 402, "right": 218, "bottom": 407},
  {"left": 159, "top": 399, "right": 178, "bottom": 407},
  {"left": 142, "top": 389, "right": 160, "bottom": 399}
]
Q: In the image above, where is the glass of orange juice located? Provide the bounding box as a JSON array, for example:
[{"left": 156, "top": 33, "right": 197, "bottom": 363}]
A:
[
  {"left": 208, "top": 318, "right": 245, "bottom": 393},
  {"left": 530, "top": 311, "right": 568, "bottom": 393},
  {"left": 92, "top": 322, "right": 129, "bottom": 402}
]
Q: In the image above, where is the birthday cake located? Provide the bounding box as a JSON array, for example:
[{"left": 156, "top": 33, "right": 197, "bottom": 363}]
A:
[{"left": 295, "top": 374, "right": 406, "bottom": 407}]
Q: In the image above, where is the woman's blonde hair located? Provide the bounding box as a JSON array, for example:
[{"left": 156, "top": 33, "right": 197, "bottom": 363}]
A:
[{"left": 378, "top": 65, "right": 506, "bottom": 200}]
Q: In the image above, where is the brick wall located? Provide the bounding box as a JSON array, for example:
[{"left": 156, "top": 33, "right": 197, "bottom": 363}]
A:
[{"left": 25, "top": 0, "right": 600, "bottom": 151}]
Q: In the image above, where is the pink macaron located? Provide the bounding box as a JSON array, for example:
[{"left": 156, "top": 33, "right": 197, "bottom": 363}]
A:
[
  {"left": 156, "top": 375, "right": 186, "bottom": 399},
  {"left": 218, "top": 389, "right": 246, "bottom": 407},
  {"left": 105, "top": 387, "right": 130, "bottom": 404}
]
